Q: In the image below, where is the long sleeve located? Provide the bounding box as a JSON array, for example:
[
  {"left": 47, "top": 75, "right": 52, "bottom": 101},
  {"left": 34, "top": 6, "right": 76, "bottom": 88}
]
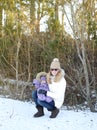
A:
[{"left": 47, "top": 77, "right": 66, "bottom": 108}]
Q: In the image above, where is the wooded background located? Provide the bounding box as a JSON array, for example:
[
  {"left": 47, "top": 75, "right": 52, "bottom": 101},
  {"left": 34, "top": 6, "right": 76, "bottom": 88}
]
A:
[{"left": 0, "top": 0, "right": 97, "bottom": 111}]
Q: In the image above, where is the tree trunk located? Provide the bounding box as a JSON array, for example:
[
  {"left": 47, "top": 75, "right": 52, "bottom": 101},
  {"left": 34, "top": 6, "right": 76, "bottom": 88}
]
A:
[{"left": 69, "top": 1, "right": 95, "bottom": 111}]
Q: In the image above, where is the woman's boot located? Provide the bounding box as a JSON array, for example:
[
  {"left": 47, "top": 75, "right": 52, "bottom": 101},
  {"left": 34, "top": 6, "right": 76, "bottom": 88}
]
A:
[
  {"left": 33, "top": 105, "right": 44, "bottom": 117},
  {"left": 50, "top": 107, "right": 59, "bottom": 118}
]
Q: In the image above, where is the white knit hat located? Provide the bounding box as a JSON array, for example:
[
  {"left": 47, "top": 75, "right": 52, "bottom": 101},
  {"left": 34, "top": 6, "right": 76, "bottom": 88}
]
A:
[{"left": 50, "top": 58, "right": 61, "bottom": 69}]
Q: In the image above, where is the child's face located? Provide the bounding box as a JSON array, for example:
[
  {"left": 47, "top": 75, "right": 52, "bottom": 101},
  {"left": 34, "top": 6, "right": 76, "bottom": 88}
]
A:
[
  {"left": 40, "top": 76, "right": 47, "bottom": 84},
  {"left": 41, "top": 80, "right": 46, "bottom": 84}
]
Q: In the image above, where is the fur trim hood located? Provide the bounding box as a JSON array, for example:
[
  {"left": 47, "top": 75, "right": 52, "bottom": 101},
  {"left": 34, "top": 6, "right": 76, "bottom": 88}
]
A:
[{"left": 36, "top": 72, "right": 47, "bottom": 81}]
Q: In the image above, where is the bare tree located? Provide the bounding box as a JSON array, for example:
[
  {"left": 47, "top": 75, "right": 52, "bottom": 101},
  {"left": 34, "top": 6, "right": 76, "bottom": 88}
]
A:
[{"left": 64, "top": 0, "right": 97, "bottom": 112}]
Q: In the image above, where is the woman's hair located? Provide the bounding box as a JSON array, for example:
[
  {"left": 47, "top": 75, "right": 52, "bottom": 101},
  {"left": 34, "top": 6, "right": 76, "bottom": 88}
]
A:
[{"left": 47, "top": 69, "right": 64, "bottom": 84}]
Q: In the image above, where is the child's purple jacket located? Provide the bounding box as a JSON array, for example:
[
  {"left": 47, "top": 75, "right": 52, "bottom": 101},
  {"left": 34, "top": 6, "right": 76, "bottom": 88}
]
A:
[{"left": 33, "top": 79, "right": 53, "bottom": 103}]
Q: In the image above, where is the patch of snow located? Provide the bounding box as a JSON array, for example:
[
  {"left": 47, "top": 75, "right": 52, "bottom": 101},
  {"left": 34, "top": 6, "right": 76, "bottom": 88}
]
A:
[{"left": 0, "top": 97, "right": 97, "bottom": 130}]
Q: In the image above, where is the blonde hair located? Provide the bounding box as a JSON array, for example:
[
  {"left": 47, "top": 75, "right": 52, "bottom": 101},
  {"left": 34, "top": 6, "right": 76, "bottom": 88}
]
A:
[{"left": 47, "top": 70, "right": 63, "bottom": 84}]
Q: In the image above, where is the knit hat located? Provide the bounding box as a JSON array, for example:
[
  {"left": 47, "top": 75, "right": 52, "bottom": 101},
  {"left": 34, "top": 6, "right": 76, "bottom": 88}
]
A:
[
  {"left": 40, "top": 76, "right": 46, "bottom": 81},
  {"left": 50, "top": 58, "right": 61, "bottom": 70}
]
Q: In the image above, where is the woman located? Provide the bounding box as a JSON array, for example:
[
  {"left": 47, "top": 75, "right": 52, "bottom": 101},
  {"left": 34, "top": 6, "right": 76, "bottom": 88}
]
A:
[{"left": 32, "top": 58, "right": 66, "bottom": 118}]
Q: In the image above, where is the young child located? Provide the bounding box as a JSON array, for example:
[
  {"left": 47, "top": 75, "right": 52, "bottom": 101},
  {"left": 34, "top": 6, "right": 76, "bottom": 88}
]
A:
[{"left": 33, "top": 72, "right": 53, "bottom": 103}]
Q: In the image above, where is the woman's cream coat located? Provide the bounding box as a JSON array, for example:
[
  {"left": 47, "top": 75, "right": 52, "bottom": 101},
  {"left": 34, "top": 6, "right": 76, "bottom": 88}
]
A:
[{"left": 47, "top": 69, "right": 66, "bottom": 109}]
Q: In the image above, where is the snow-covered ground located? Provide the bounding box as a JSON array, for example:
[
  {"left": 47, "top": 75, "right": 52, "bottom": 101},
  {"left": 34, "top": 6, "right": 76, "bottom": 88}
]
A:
[{"left": 0, "top": 97, "right": 97, "bottom": 130}]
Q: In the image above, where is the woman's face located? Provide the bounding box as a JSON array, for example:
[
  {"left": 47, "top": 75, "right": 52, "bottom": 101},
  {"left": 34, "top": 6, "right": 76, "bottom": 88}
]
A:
[{"left": 50, "top": 69, "right": 59, "bottom": 76}]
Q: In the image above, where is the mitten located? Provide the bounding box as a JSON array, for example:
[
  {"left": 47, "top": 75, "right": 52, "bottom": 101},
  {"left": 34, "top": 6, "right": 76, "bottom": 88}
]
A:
[
  {"left": 38, "top": 89, "right": 47, "bottom": 96},
  {"left": 33, "top": 79, "right": 40, "bottom": 89}
]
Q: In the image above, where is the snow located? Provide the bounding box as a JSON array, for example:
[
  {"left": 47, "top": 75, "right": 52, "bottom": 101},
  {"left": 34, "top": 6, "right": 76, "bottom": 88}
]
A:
[{"left": 0, "top": 97, "right": 97, "bottom": 130}]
